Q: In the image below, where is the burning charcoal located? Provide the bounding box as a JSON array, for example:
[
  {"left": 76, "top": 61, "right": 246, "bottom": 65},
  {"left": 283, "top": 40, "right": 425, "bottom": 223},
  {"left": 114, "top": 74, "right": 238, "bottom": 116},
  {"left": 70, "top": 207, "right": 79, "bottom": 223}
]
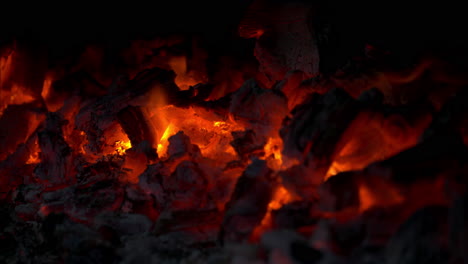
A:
[
  {"left": 46, "top": 71, "right": 107, "bottom": 111},
  {"left": 271, "top": 201, "right": 317, "bottom": 229},
  {"left": 282, "top": 87, "right": 433, "bottom": 183},
  {"left": 0, "top": 133, "right": 39, "bottom": 198},
  {"left": 34, "top": 113, "right": 74, "bottom": 184},
  {"left": 230, "top": 129, "right": 267, "bottom": 161},
  {"left": 171, "top": 83, "right": 215, "bottom": 107},
  {"left": 229, "top": 79, "right": 288, "bottom": 137},
  {"left": 0, "top": 101, "right": 45, "bottom": 161},
  {"left": 385, "top": 206, "right": 450, "bottom": 264},
  {"left": 75, "top": 158, "right": 125, "bottom": 186},
  {"left": 240, "top": 1, "right": 319, "bottom": 83},
  {"left": 318, "top": 171, "right": 361, "bottom": 212},
  {"left": 167, "top": 131, "right": 201, "bottom": 159},
  {"left": 367, "top": 131, "right": 468, "bottom": 185},
  {"left": 220, "top": 159, "right": 274, "bottom": 244},
  {"left": 75, "top": 67, "right": 179, "bottom": 154},
  {"left": 274, "top": 70, "right": 317, "bottom": 110},
  {"left": 123, "top": 141, "right": 157, "bottom": 183},
  {"left": 280, "top": 88, "right": 360, "bottom": 181},
  {"left": 117, "top": 105, "right": 157, "bottom": 148},
  {"left": 279, "top": 164, "right": 322, "bottom": 200},
  {"left": 164, "top": 160, "right": 211, "bottom": 210},
  {"left": 138, "top": 163, "right": 165, "bottom": 204}
]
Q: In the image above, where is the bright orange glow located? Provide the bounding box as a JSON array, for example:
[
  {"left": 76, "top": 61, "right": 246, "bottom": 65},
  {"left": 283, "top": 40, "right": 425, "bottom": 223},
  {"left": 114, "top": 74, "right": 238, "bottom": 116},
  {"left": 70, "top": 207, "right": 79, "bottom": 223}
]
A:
[
  {"left": 115, "top": 140, "right": 132, "bottom": 155},
  {"left": 251, "top": 185, "right": 296, "bottom": 241},
  {"left": 1, "top": 50, "right": 37, "bottom": 115},
  {"left": 358, "top": 179, "right": 404, "bottom": 212},
  {"left": 324, "top": 112, "right": 431, "bottom": 181},
  {"left": 0, "top": 84, "right": 36, "bottom": 115},
  {"left": 41, "top": 75, "right": 52, "bottom": 101},
  {"left": 264, "top": 137, "right": 283, "bottom": 170},
  {"left": 168, "top": 56, "right": 204, "bottom": 90},
  {"left": 148, "top": 104, "right": 243, "bottom": 161},
  {"left": 157, "top": 123, "right": 177, "bottom": 157},
  {"left": 0, "top": 49, "right": 14, "bottom": 88},
  {"left": 26, "top": 151, "right": 40, "bottom": 164},
  {"left": 40, "top": 74, "right": 63, "bottom": 112}
]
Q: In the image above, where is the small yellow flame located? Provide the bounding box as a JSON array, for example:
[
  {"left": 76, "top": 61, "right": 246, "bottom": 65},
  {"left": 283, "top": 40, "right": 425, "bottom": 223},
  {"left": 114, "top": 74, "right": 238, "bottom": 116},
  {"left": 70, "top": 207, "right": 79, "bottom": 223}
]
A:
[
  {"left": 157, "top": 123, "right": 176, "bottom": 157},
  {"left": 213, "top": 121, "right": 225, "bottom": 127},
  {"left": 115, "top": 140, "right": 132, "bottom": 155}
]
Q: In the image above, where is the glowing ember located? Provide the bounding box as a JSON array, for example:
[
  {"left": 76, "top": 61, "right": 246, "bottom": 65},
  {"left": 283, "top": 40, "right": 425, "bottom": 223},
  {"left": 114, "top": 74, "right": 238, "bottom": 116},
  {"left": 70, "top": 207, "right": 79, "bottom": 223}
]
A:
[
  {"left": 157, "top": 123, "right": 177, "bottom": 157},
  {"left": 251, "top": 185, "right": 296, "bottom": 240},
  {"left": 115, "top": 140, "right": 132, "bottom": 155},
  {"left": 168, "top": 56, "right": 205, "bottom": 90},
  {"left": 26, "top": 152, "right": 40, "bottom": 164}
]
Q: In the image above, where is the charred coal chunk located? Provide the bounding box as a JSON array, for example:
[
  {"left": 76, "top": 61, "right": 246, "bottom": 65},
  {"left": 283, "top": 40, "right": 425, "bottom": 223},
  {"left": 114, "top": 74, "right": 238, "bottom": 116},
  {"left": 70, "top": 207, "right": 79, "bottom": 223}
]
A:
[
  {"left": 34, "top": 113, "right": 74, "bottom": 184},
  {"left": 164, "top": 160, "right": 210, "bottom": 211},
  {"left": 367, "top": 130, "right": 468, "bottom": 184},
  {"left": 75, "top": 158, "right": 125, "bottom": 186},
  {"left": 220, "top": 158, "right": 273, "bottom": 244},
  {"left": 172, "top": 83, "right": 215, "bottom": 108},
  {"left": 167, "top": 131, "right": 201, "bottom": 159},
  {"left": 153, "top": 208, "right": 223, "bottom": 244},
  {"left": 0, "top": 101, "right": 45, "bottom": 162},
  {"left": 280, "top": 88, "right": 360, "bottom": 181},
  {"left": 138, "top": 163, "right": 165, "bottom": 203},
  {"left": 230, "top": 129, "right": 267, "bottom": 161},
  {"left": 75, "top": 67, "right": 179, "bottom": 154},
  {"left": 279, "top": 164, "right": 321, "bottom": 200},
  {"left": 318, "top": 171, "right": 362, "bottom": 213},
  {"left": 240, "top": 1, "right": 319, "bottom": 82},
  {"left": 69, "top": 179, "right": 124, "bottom": 221},
  {"left": 385, "top": 205, "right": 450, "bottom": 264},
  {"left": 47, "top": 71, "right": 106, "bottom": 104},
  {"left": 117, "top": 105, "right": 157, "bottom": 149},
  {"left": 271, "top": 200, "right": 317, "bottom": 229},
  {"left": 229, "top": 79, "right": 288, "bottom": 136},
  {"left": 0, "top": 133, "right": 39, "bottom": 199}
]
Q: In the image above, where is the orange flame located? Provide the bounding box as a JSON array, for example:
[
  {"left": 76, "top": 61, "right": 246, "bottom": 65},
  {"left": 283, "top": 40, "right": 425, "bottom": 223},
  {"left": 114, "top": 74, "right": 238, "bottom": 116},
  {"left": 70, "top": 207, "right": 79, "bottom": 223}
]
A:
[
  {"left": 251, "top": 185, "right": 296, "bottom": 241},
  {"left": 157, "top": 123, "right": 177, "bottom": 157},
  {"left": 115, "top": 140, "right": 132, "bottom": 155},
  {"left": 168, "top": 56, "right": 204, "bottom": 90}
]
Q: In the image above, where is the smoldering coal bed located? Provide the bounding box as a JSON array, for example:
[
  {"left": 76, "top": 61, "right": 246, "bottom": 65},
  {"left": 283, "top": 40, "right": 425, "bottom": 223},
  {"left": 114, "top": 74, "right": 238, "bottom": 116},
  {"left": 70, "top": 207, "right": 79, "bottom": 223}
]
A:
[{"left": 1, "top": 1, "right": 468, "bottom": 263}]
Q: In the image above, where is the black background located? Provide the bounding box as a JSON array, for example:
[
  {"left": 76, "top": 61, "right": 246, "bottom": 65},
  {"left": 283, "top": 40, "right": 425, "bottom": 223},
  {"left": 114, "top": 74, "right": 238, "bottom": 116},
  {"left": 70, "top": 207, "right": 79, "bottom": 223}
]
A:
[{"left": 1, "top": 1, "right": 468, "bottom": 70}]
